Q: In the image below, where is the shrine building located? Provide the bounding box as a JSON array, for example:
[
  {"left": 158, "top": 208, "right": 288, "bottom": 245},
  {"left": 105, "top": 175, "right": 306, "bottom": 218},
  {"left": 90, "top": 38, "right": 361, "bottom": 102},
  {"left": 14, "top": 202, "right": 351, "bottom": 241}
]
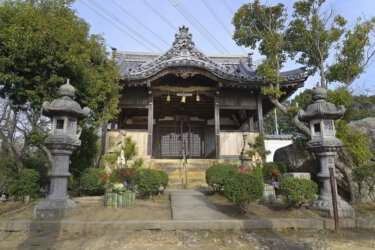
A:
[{"left": 106, "top": 26, "right": 307, "bottom": 162}]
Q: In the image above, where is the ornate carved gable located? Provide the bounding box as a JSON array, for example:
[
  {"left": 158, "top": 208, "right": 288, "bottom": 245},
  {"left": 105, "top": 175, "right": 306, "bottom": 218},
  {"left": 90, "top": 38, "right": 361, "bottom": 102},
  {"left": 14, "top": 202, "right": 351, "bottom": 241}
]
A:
[
  {"left": 120, "top": 26, "right": 308, "bottom": 84},
  {"left": 126, "top": 26, "right": 242, "bottom": 80}
]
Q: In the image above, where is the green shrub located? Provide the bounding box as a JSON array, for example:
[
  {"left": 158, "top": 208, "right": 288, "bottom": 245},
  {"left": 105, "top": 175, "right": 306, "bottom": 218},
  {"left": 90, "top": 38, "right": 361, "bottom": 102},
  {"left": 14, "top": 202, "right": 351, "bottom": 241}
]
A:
[
  {"left": 7, "top": 169, "right": 40, "bottom": 200},
  {"left": 280, "top": 177, "right": 318, "bottom": 208},
  {"left": 70, "top": 128, "right": 99, "bottom": 178},
  {"left": 205, "top": 164, "right": 237, "bottom": 192},
  {"left": 79, "top": 168, "right": 107, "bottom": 195},
  {"left": 262, "top": 162, "right": 289, "bottom": 180},
  {"left": 23, "top": 150, "right": 50, "bottom": 189},
  {"left": 224, "top": 172, "right": 264, "bottom": 213},
  {"left": 135, "top": 169, "right": 161, "bottom": 198},
  {"left": 252, "top": 167, "right": 263, "bottom": 180},
  {"left": 156, "top": 170, "right": 169, "bottom": 191}
]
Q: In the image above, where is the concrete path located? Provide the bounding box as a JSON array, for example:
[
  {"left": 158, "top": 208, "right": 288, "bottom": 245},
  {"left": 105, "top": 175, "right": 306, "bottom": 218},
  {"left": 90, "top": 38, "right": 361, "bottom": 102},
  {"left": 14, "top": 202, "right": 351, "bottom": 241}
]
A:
[{"left": 169, "top": 189, "right": 230, "bottom": 220}]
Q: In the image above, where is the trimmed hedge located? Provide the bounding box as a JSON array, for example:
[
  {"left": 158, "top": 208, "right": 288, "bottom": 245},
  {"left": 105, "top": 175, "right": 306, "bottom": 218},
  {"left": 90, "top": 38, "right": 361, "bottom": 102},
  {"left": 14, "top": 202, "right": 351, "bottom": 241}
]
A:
[
  {"left": 280, "top": 177, "right": 318, "bottom": 208},
  {"left": 205, "top": 164, "right": 237, "bottom": 192},
  {"left": 79, "top": 168, "right": 107, "bottom": 195},
  {"left": 136, "top": 169, "right": 169, "bottom": 198},
  {"left": 224, "top": 172, "right": 264, "bottom": 213}
]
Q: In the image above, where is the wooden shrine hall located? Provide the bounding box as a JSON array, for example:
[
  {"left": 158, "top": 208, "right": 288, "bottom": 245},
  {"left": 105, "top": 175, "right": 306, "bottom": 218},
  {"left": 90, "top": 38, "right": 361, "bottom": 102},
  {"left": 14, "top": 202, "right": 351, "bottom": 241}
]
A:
[{"left": 106, "top": 26, "right": 308, "bottom": 160}]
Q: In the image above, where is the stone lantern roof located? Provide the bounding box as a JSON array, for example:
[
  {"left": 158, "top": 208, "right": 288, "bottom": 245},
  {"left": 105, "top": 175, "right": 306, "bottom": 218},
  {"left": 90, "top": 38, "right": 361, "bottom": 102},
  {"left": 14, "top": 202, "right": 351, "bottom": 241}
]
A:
[
  {"left": 298, "top": 87, "right": 345, "bottom": 122},
  {"left": 42, "top": 79, "right": 90, "bottom": 119}
]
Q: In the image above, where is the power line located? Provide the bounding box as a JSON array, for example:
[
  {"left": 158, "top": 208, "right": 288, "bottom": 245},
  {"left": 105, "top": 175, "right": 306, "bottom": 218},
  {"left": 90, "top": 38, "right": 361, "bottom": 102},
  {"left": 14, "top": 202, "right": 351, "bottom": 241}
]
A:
[
  {"left": 110, "top": 0, "right": 170, "bottom": 47},
  {"left": 221, "top": 0, "right": 234, "bottom": 15},
  {"left": 201, "top": 0, "right": 232, "bottom": 37},
  {"left": 200, "top": 0, "right": 246, "bottom": 54},
  {"left": 169, "top": 0, "right": 229, "bottom": 54},
  {"left": 140, "top": 0, "right": 177, "bottom": 32},
  {"left": 79, "top": 0, "right": 154, "bottom": 51},
  {"left": 171, "top": 0, "right": 229, "bottom": 54},
  {"left": 86, "top": 0, "right": 163, "bottom": 52}
]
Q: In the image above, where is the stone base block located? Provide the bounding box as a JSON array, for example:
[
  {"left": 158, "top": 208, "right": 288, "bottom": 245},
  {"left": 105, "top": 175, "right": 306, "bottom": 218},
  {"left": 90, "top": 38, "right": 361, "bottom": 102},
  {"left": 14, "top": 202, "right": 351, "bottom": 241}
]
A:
[
  {"left": 310, "top": 198, "right": 355, "bottom": 218},
  {"left": 282, "top": 172, "right": 311, "bottom": 180},
  {"left": 33, "top": 198, "right": 78, "bottom": 219}
]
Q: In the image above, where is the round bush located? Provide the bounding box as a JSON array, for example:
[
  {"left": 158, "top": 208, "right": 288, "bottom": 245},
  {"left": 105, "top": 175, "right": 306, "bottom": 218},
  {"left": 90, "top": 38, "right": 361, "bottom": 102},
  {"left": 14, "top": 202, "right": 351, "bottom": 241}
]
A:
[
  {"left": 224, "top": 172, "right": 264, "bottom": 213},
  {"left": 280, "top": 177, "right": 318, "bottom": 208},
  {"left": 156, "top": 170, "right": 169, "bottom": 191},
  {"left": 7, "top": 169, "right": 40, "bottom": 199},
  {"left": 79, "top": 168, "right": 107, "bottom": 195},
  {"left": 205, "top": 164, "right": 237, "bottom": 191},
  {"left": 136, "top": 169, "right": 162, "bottom": 198}
]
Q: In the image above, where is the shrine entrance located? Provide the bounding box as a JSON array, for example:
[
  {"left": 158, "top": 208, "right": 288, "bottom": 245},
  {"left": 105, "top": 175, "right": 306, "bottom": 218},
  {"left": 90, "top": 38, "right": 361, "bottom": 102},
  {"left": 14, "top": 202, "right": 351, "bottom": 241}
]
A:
[{"left": 158, "top": 121, "right": 204, "bottom": 159}]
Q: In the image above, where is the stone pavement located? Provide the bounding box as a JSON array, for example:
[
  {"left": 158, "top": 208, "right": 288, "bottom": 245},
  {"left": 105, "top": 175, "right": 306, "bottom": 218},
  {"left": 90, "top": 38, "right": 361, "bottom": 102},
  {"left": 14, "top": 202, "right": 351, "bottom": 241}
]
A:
[{"left": 169, "top": 189, "right": 230, "bottom": 220}]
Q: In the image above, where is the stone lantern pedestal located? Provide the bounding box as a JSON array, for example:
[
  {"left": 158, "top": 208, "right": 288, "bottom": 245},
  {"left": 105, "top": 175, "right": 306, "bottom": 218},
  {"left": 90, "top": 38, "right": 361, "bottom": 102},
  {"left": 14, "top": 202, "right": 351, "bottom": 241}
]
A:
[
  {"left": 298, "top": 87, "right": 355, "bottom": 218},
  {"left": 310, "top": 150, "right": 355, "bottom": 218},
  {"left": 34, "top": 80, "right": 89, "bottom": 219}
]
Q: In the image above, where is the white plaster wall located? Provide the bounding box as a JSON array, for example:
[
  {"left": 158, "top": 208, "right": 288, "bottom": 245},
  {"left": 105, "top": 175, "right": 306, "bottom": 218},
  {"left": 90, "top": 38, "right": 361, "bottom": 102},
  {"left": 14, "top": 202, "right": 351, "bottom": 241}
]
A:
[
  {"left": 265, "top": 139, "right": 293, "bottom": 162},
  {"left": 219, "top": 132, "right": 243, "bottom": 156},
  {"left": 219, "top": 132, "right": 259, "bottom": 156},
  {"left": 106, "top": 130, "right": 148, "bottom": 157}
]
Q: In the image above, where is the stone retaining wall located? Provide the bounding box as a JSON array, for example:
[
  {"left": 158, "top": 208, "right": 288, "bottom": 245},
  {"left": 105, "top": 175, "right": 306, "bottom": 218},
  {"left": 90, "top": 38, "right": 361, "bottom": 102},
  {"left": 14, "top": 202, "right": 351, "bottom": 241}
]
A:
[{"left": 1, "top": 218, "right": 374, "bottom": 232}]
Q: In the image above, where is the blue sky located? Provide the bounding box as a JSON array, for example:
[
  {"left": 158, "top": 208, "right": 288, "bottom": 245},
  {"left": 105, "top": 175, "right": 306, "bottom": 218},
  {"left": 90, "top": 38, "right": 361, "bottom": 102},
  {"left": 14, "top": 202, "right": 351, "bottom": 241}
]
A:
[{"left": 73, "top": 0, "right": 375, "bottom": 95}]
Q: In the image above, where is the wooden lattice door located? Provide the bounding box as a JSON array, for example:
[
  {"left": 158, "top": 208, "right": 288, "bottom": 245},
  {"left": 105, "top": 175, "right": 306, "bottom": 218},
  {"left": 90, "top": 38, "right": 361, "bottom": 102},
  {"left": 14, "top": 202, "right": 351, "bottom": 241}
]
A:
[{"left": 159, "top": 123, "right": 204, "bottom": 158}]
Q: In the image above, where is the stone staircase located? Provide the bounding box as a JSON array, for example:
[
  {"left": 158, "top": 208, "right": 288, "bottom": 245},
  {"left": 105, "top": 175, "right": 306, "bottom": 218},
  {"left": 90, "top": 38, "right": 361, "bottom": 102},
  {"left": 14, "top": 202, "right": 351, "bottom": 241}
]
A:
[{"left": 144, "top": 159, "right": 241, "bottom": 188}]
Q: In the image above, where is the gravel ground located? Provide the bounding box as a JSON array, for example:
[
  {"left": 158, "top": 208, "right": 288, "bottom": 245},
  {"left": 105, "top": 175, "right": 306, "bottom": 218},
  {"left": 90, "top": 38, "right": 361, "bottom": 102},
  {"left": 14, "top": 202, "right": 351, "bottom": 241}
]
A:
[{"left": 0, "top": 228, "right": 374, "bottom": 249}]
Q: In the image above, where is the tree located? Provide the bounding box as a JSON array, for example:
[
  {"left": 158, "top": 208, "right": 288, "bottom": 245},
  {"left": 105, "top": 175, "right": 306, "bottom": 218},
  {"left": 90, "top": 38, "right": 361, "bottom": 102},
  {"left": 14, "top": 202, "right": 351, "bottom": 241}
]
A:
[
  {"left": 0, "top": 0, "right": 119, "bottom": 182},
  {"left": 233, "top": 0, "right": 288, "bottom": 88},
  {"left": 285, "top": 0, "right": 347, "bottom": 89},
  {"left": 327, "top": 17, "right": 375, "bottom": 86},
  {"left": 233, "top": 0, "right": 311, "bottom": 136},
  {"left": 0, "top": 0, "right": 119, "bottom": 122}
]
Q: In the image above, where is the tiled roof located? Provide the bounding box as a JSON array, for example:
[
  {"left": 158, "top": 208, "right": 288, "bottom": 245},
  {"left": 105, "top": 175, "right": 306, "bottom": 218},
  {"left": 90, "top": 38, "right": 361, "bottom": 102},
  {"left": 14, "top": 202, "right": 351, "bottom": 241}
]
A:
[{"left": 116, "top": 26, "right": 308, "bottom": 84}]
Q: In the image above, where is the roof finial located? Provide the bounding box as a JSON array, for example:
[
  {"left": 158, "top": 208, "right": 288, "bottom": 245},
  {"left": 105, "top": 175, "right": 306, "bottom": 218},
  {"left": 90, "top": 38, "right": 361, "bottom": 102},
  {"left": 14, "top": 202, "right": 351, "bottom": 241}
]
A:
[{"left": 59, "top": 79, "right": 75, "bottom": 98}]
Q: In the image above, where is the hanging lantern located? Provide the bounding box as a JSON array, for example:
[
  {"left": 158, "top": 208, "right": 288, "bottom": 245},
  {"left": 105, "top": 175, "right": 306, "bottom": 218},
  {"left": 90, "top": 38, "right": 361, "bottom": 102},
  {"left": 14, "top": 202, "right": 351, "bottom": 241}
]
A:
[
  {"left": 196, "top": 92, "right": 200, "bottom": 102},
  {"left": 181, "top": 95, "right": 186, "bottom": 103},
  {"left": 166, "top": 92, "right": 171, "bottom": 102}
]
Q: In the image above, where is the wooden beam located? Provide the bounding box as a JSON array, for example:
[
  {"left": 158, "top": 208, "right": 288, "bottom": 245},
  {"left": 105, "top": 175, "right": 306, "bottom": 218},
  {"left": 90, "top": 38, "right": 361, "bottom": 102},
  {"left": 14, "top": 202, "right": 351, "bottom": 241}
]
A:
[
  {"left": 147, "top": 94, "right": 154, "bottom": 156},
  {"left": 257, "top": 95, "right": 264, "bottom": 134},
  {"left": 214, "top": 95, "right": 220, "bottom": 158},
  {"left": 219, "top": 105, "right": 257, "bottom": 110},
  {"left": 231, "top": 113, "right": 240, "bottom": 128},
  {"left": 119, "top": 105, "right": 149, "bottom": 109}
]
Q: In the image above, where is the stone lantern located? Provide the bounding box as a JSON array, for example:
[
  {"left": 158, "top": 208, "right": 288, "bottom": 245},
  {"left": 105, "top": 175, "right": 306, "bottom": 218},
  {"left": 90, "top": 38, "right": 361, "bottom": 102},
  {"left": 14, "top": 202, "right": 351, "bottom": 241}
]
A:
[
  {"left": 34, "top": 79, "right": 90, "bottom": 218},
  {"left": 298, "top": 86, "right": 355, "bottom": 217}
]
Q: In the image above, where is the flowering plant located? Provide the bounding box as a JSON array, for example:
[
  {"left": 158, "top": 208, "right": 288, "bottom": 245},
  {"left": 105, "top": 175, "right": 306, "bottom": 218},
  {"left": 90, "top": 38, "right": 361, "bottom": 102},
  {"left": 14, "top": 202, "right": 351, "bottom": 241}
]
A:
[
  {"left": 237, "top": 168, "right": 251, "bottom": 174},
  {"left": 271, "top": 169, "right": 281, "bottom": 177},
  {"left": 107, "top": 182, "right": 127, "bottom": 194},
  {"left": 267, "top": 180, "right": 279, "bottom": 187}
]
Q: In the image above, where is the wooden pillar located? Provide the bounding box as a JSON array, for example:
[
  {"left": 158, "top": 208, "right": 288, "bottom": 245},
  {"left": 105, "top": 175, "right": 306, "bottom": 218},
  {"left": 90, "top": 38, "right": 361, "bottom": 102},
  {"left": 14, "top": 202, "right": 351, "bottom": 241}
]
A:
[
  {"left": 257, "top": 94, "right": 264, "bottom": 134},
  {"left": 147, "top": 92, "right": 153, "bottom": 156},
  {"left": 249, "top": 115, "right": 254, "bottom": 131},
  {"left": 214, "top": 94, "right": 220, "bottom": 158}
]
